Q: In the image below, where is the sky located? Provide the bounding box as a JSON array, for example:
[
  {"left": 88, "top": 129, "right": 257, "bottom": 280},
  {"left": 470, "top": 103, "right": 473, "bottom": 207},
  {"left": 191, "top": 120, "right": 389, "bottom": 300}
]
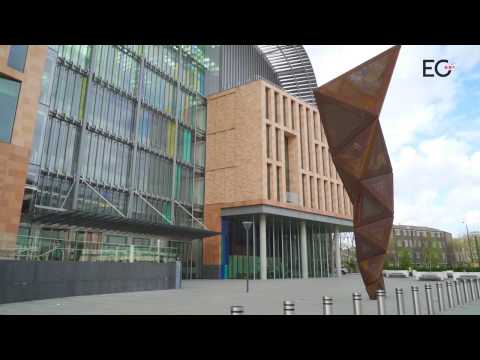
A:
[{"left": 304, "top": 45, "right": 480, "bottom": 237}]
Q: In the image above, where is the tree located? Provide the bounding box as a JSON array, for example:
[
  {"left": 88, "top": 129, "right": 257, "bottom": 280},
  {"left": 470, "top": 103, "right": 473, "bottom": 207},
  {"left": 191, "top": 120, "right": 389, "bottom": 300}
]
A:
[
  {"left": 422, "top": 234, "right": 442, "bottom": 270},
  {"left": 398, "top": 248, "right": 412, "bottom": 269}
]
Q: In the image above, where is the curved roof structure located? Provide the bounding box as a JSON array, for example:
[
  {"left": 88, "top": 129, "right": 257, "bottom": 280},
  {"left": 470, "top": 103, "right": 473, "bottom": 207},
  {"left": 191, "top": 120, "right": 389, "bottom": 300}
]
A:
[{"left": 257, "top": 45, "right": 318, "bottom": 105}]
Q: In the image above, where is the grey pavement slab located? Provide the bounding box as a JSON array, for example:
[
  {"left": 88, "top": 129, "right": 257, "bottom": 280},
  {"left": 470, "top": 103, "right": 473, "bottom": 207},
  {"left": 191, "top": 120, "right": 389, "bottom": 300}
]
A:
[{"left": 0, "top": 274, "right": 479, "bottom": 315}]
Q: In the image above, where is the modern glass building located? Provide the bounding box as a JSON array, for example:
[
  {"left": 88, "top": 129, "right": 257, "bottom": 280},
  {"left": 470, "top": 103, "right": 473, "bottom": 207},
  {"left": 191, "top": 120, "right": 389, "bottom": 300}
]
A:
[
  {"left": 19, "top": 45, "right": 214, "bottom": 278},
  {"left": 1, "top": 45, "right": 323, "bottom": 279}
]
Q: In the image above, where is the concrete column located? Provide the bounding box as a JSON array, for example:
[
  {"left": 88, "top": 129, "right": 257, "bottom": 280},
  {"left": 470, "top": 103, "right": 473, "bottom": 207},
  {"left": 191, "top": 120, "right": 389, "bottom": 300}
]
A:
[
  {"left": 300, "top": 221, "right": 308, "bottom": 279},
  {"left": 260, "top": 214, "right": 267, "bottom": 280},
  {"left": 334, "top": 226, "right": 342, "bottom": 277}
]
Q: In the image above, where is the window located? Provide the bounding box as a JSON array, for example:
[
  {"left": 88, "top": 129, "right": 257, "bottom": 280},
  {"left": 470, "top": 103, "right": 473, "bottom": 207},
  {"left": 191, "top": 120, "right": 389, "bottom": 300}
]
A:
[
  {"left": 265, "top": 87, "right": 270, "bottom": 119},
  {"left": 284, "top": 135, "right": 290, "bottom": 192},
  {"left": 324, "top": 180, "right": 330, "bottom": 212},
  {"left": 310, "top": 176, "right": 315, "bottom": 208},
  {"left": 306, "top": 109, "right": 311, "bottom": 171},
  {"left": 291, "top": 100, "right": 295, "bottom": 129},
  {"left": 331, "top": 182, "right": 336, "bottom": 213},
  {"left": 299, "top": 105, "right": 304, "bottom": 169},
  {"left": 266, "top": 125, "right": 271, "bottom": 158},
  {"left": 318, "top": 179, "right": 324, "bottom": 211},
  {"left": 275, "top": 128, "right": 281, "bottom": 161},
  {"left": 274, "top": 92, "right": 279, "bottom": 123},
  {"left": 267, "top": 164, "right": 272, "bottom": 199},
  {"left": 0, "top": 76, "right": 21, "bottom": 143},
  {"left": 8, "top": 45, "right": 28, "bottom": 72},
  {"left": 302, "top": 175, "right": 307, "bottom": 206},
  {"left": 277, "top": 166, "right": 281, "bottom": 202}
]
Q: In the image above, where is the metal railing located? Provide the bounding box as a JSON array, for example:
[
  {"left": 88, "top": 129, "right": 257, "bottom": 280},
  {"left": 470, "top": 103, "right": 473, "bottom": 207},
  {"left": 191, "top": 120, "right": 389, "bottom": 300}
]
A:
[{"left": 7, "top": 235, "right": 180, "bottom": 264}]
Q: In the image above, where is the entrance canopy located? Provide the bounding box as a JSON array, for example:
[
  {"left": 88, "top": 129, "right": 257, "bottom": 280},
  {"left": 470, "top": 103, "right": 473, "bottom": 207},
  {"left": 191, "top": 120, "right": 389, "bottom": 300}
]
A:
[{"left": 32, "top": 210, "right": 218, "bottom": 241}]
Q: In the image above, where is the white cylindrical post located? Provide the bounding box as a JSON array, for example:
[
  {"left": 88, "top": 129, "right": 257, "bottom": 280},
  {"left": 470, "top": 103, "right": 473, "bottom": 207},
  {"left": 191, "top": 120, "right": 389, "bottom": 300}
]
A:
[
  {"left": 425, "top": 284, "right": 434, "bottom": 315},
  {"left": 461, "top": 279, "right": 469, "bottom": 303},
  {"left": 260, "top": 214, "right": 267, "bottom": 280},
  {"left": 446, "top": 281, "right": 454, "bottom": 309},
  {"left": 454, "top": 280, "right": 462, "bottom": 306},
  {"left": 129, "top": 244, "right": 134, "bottom": 263},
  {"left": 411, "top": 286, "right": 421, "bottom": 315},
  {"left": 300, "top": 221, "right": 308, "bottom": 279},
  {"left": 395, "top": 288, "right": 405, "bottom": 315},
  {"left": 323, "top": 296, "right": 333, "bottom": 315},
  {"left": 436, "top": 282, "right": 444, "bottom": 312},
  {"left": 352, "top": 292, "right": 362, "bottom": 315},
  {"left": 377, "top": 289, "right": 386, "bottom": 315},
  {"left": 334, "top": 226, "right": 341, "bottom": 277},
  {"left": 283, "top": 300, "right": 295, "bottom": 315},
  {"left": 230, "top": 306, "right": 244, "bottom": 315}
]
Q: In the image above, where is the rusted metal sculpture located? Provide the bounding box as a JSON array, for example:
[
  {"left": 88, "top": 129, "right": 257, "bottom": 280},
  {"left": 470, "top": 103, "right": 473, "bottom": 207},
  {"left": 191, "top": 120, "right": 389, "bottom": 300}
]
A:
[{"left": 313, "top": 46, "right": 400, "bottom": 299}]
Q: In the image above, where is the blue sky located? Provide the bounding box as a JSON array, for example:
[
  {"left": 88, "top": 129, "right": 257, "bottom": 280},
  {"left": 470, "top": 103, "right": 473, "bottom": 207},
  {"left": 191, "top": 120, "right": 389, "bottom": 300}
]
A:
[{"left": 304, "top": 45, "right": 480, "bottom": 237}]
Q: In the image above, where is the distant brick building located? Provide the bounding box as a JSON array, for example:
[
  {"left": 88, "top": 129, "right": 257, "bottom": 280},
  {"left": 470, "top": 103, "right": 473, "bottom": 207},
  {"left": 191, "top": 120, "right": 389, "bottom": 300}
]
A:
[{"left": 387, "top": 224, "right": 453, "bottom": 268}]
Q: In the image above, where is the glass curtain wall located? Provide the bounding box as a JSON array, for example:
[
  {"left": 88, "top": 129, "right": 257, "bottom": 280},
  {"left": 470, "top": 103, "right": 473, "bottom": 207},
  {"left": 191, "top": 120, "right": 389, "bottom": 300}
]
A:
[
  {"left": 224, "top": 215, "right": 335, "bottom": 279},
  {"left": 25, "top": 45, "right": 207, "bottom": 228},
  {"left": 20, "top": 45, "right": 208, "bottom": 278}
]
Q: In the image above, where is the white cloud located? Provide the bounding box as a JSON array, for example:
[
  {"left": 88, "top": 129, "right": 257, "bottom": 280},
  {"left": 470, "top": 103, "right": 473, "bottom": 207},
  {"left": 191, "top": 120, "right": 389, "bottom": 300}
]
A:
[{"left": 304, "top": 45, "right": 480, "bottom": 236}]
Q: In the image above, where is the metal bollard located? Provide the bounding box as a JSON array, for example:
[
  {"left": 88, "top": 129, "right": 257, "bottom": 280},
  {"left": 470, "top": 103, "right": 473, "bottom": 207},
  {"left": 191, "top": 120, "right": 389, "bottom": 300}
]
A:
[
  {"left": 323, "top": 296, "right": 333, "bottom": 315},
  {"left": 283, "top": 300, "right": 295, "bottom": 315},
  {"left": 474, "top": 279, "right": 477, "bottom": 301},
  {"left": 461, "top": 279, "right": 469, "bottom": 303},
  {"left": 436, "top": 282, "right": 444, "bottom": 312},
  {"left": 230, "top": 305, "right": 244, "bottom": 315},
  {"left": 468, "top": 279, "right": 475, "bottom": 301},
  {"left": 352, "top": 292, "right": 362, "bottom": 315},
  {"left": 454, "top": 280, "right": 462, "bottom": 306},
  {"left": 395, "top": 288, "right": 405, "bottom": 315},
  {"left": 446, "top": 281, "right": 454, "bottom": 309},
  {"left": 411, "top": 286, "right": 421, "bottom": 315},
  {"left": 425, "top": 284, "right": 434, "bottom": 315},
  {"left": 376, "top": 289, "right": 386, "bottom": 315},
  {"left": 475, "top": 278, "right": 480, "bottom": 300}
]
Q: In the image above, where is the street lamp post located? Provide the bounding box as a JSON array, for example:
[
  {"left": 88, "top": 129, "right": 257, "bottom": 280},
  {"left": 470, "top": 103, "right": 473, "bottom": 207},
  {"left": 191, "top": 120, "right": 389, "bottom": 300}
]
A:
[
  {"left": 242, "top": 221, "right": 253, "bottom": 293},
  {"left": 462, "top": 221, "right": 474, "bottom": 265},
  {"left": 475, "top": 233, "right": 480, "bottom": 268}
]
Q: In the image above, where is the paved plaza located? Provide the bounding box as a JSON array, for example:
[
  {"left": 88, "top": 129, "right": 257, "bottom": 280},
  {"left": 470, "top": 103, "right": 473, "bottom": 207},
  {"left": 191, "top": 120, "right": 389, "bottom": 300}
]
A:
[{"left": 0, "top": 274, "right": 479, "bottom": 315}]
